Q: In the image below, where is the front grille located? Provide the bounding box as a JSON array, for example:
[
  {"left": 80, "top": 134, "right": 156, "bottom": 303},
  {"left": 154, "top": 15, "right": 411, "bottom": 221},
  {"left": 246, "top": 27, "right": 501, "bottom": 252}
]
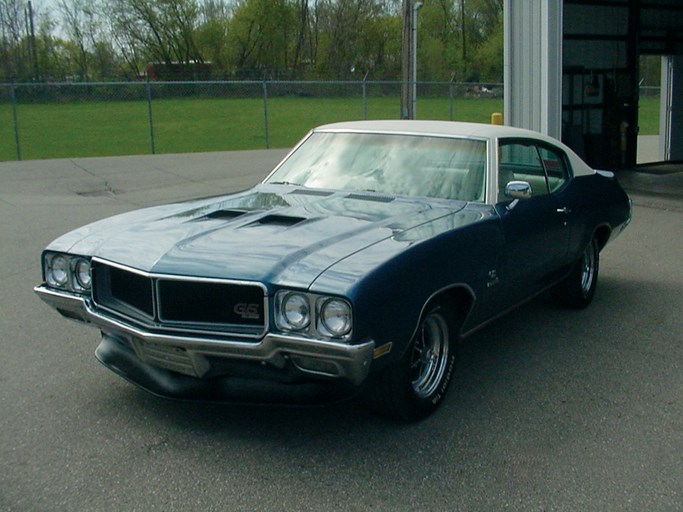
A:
[
  {"left": 91, "top": 259, "right": 267, "bottom": 338},
  {"left": 157, "top": 279, "right": 264, "bottom": 326},
  {"left": 109, "top": 265, "right": 154, "bottom": 317}
]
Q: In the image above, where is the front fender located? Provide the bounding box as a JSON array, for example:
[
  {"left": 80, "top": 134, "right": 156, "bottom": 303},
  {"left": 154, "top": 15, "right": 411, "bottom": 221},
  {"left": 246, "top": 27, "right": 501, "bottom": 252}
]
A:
[{"left": 341, "top": 212, "right": 501, "bottom": 369}]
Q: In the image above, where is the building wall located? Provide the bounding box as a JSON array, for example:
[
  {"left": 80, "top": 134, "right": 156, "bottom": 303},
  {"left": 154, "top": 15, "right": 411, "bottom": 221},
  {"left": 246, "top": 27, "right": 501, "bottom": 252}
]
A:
[
  {"left": 504, "top": 0, "right": 562, "bottom": 138},
  {"left": 661, "top": 56, "right": 683, "bottom": 160},
  {"left": 563, "top": 4, "right": 629, "bottom": 69},
  {"left": 504, "top": 0, "right": 682, "bottom": 166}
]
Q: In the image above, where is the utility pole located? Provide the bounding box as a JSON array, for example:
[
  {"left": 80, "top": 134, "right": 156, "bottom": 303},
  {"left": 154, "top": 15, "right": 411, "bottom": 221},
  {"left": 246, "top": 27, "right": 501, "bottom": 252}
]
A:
[
  {"left": 401, "top": 0, "right": 412, "bottom": 119},
  {"left": 401, "top": 0, "right": 422, "bottom": 120},
  {"left": 412, "top": 1, "right": 423, "bottom": 118},
  {"left": 461, "top": 0, "right": 467, "bottom": 80}
]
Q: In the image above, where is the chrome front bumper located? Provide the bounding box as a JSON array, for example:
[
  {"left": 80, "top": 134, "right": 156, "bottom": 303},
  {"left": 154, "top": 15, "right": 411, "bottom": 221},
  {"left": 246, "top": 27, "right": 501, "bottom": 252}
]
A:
[{"left": 34, "top": 285, "right": 375, "bottom": 387}]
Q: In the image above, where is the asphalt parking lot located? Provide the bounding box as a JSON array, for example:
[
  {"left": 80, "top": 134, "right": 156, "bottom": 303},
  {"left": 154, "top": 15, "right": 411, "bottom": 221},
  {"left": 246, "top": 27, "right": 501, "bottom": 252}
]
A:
[{"left": 1, "top": 150, "right": 681, "bottom": 511}]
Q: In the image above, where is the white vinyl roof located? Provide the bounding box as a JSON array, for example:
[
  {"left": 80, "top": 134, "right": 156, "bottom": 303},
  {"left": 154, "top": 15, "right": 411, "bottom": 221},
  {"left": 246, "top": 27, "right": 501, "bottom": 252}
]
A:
[
  {"left": 314, "top": 120, "right": 545, "bottom": 139},
  {"left": 313, "top": 120, "right": 595, "bottom": 177}
]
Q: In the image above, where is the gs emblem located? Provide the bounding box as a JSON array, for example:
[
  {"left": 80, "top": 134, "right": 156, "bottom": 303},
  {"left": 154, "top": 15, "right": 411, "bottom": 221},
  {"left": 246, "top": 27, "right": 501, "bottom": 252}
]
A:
[{"left": 233, "top": 303, "right": 261, "bottom": 320}]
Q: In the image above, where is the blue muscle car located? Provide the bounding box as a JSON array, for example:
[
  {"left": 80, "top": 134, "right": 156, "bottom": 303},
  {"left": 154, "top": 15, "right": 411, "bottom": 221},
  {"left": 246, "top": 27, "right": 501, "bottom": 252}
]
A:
[{"left": 35, "top": 121, "right": 631, "bottom": 420}]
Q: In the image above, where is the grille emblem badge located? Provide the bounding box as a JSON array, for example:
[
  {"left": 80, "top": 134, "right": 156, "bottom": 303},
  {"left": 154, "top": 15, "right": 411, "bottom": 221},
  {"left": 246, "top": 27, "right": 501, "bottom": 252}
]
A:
[{"left": 233, "top": 303, "right": 261, "bottom": 320}]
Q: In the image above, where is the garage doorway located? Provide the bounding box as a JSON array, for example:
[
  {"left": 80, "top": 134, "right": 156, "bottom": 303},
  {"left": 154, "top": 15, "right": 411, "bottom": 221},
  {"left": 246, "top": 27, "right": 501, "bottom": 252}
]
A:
[{"left": 637, "top": 55, "right": 661, "bottom": 163}]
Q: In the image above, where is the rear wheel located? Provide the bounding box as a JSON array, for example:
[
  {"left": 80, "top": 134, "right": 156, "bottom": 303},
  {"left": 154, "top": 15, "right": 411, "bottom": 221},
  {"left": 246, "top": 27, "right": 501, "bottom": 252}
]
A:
[
  {"left": 364, "top": 302, "right": 458, "bottom": 421},
  {"left": 553, "top": 237, "right": 600, "bottom": 309}
]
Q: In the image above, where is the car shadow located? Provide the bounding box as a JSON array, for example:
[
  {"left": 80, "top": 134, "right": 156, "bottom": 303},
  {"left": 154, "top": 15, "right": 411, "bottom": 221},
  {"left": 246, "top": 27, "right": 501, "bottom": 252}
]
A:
[{"left": 91, "top": 272, "right": 669, "bottom": 454}]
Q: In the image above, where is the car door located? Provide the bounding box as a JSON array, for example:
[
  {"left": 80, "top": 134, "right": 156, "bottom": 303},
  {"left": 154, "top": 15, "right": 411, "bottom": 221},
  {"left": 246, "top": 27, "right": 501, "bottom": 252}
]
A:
[{"left": 494, "top": 139, "right": 571, "bottom": 306}]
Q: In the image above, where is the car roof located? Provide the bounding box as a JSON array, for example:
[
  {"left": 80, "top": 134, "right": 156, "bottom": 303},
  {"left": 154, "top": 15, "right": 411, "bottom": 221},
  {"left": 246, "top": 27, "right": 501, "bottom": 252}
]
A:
[
  {"left": 313, "top": 120, "right": 595, "bottom": 177},
  {"left": 314, "top": 120, "right": 544, "bottom": 139}
]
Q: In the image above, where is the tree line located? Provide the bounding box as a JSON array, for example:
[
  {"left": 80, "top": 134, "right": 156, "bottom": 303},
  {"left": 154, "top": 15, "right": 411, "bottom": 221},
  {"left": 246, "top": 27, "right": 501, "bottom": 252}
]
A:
[{"left": 0, "top": 0, "right": 503, "bottom": 83}]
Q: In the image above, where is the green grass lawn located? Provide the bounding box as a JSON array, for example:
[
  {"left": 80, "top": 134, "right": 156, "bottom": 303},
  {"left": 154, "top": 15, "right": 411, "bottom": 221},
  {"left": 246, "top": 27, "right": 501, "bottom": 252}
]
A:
[
  {"left": 0, "top": 96, "right": 503, "bottom": 161},
  {"left": 1, "top": 94, "right": 659, "bottom": 161},
  {"left": 638, "top": 95, "right": 660, "bottom": 135}
]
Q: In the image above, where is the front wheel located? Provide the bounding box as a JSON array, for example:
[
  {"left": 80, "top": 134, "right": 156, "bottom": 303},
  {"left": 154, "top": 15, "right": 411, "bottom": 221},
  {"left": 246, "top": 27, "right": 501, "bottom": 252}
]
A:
[
  {"left": 553, "top": 237, "right": 600, "bottom": 309},
  {"left": 364, "top": 303, "right": 458, "bottom": 421}
]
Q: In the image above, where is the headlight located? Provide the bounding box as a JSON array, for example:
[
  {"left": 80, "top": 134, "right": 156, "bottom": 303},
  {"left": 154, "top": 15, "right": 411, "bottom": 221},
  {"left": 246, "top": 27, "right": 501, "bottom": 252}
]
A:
[
  {"left": 43, "top": 252, "right": 92, "bottom": 293},
  {"left": 46, "top": 254, "right": 69, "bottom": 288},
  {"left": 281, "top": 292, "right": 310, "bottom": 330},
  {"left": 319, "top": 298, "right": 352, "bottom": 337},
  {"left": 275, "top": 290, "right": 353, "bottom": 340},
  {"left": 72, "top": 258, "right": 92, "bottom": 290}
]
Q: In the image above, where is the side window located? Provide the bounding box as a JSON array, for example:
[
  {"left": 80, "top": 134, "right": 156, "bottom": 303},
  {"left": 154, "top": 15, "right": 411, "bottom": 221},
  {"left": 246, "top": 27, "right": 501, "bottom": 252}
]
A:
[
  {"left": 538, "top": 146, "right": 569, "bottom": 193},
  {"left": 497, "top": 142, "right": 548, "bottom": 202}
]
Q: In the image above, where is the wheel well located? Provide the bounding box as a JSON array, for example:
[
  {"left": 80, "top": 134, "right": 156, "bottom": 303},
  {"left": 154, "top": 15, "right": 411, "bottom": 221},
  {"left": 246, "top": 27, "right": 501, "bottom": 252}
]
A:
[
  {"left": 426, "top": 285, "right": 474, "bottom": 332},
  {"left": 594, "top": 224, "right": 612, "bottom": 250},
  {"left": 394, "top": 285, "right": 473, "bottom": 363}
]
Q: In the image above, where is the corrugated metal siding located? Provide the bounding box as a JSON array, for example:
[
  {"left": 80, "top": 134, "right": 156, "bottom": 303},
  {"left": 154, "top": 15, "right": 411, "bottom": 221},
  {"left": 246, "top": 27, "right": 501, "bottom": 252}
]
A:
[
  {"left": 662, "top": 56, "right": 683, "bottom": 160},
  {"left": 504, "top": 0, "right": 563, "bottom": 138}
]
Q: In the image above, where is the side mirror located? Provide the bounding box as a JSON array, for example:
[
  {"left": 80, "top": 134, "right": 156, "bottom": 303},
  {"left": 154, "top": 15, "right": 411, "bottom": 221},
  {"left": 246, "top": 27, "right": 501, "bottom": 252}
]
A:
[{"left": 505, "top": 180, "right": 532, "bottom": 200}]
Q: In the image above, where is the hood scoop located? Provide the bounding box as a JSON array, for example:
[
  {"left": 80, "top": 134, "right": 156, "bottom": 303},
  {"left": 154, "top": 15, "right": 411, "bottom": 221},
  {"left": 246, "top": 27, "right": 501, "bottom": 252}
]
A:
[
  {"left": 203, "top": 209, "right": 250, "bottom": 221},
  {"left": 251, "top": 214, "right": 307, "bottom": 228}
]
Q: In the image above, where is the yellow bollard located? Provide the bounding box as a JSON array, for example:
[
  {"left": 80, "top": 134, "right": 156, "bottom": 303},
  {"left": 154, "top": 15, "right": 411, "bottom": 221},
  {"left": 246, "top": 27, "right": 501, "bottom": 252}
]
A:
[{"left": 491, "top": 112, "right": 503, "bottom": 125}]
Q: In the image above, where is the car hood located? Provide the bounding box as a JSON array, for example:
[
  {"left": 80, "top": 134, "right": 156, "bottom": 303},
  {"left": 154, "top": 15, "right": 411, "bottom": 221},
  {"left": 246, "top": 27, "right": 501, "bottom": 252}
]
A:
[{"left": 49, "top": 185, "right": 470, "bottom": 290}]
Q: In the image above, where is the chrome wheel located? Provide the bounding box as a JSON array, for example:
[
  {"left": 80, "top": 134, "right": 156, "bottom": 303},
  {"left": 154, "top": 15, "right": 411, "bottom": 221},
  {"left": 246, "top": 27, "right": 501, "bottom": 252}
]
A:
[
  {"left": 410, "top": 311, "right": 450, "bottom": 399},
  {"left": 579, "top": 241, "right": 597, "bottom": 297},
  {"left": 364, "top": 301, "right": 459, "bottom": 421},
  {"left": 553, "top": 236, "right": 600, "bottom": 309}
]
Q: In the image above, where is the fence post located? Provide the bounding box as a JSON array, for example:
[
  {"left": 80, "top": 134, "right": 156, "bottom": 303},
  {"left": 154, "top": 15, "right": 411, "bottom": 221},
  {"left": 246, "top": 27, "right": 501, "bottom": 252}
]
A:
[
  {"left": 146, "top": 79, "right": 156, "bottom": 154},
  {"left": 449, "top": 74, "right": 455, "bottom": 121},
  {"left": 10, "top": 82, "right": 22, "bottom": 161},
  {"left": 362, "top": 72, "right": 368, "bottom": 120},
  {"left": 262, "top": 79, "right": 270, "bottom": 149}
]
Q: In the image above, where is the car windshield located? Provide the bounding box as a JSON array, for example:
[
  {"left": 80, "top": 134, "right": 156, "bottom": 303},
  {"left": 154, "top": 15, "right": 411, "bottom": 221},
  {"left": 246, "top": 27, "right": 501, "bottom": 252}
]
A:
[{"left": 266, "top": 132, "right": 488, "bottom": 201}]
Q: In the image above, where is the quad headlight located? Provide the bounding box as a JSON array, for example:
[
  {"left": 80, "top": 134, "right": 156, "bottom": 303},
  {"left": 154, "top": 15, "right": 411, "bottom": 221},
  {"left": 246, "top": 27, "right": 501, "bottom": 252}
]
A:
[
  {"left": 275, "top": 290, "right": 352, "bottom": 341},
  {"left": 73, "top": 258, "right": 92, "bottom": 289},
  {"left": 44, "top": 252, "right": 92, "bottom": 293},
  {"left": 281, "top": 292, "right": 311, "bottom": 330},
  {"left": 319, "top": 298, "right": 352, "bottom": 337},
  {"left": 46, "top": 254, "right": 69, "bottom": 288}
]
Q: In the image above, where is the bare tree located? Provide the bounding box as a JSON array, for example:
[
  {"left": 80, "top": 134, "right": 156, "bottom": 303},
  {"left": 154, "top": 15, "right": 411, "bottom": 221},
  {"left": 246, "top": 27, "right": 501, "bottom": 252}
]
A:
[
  {"left": 313, "top": 0, "right": 385, "bottom": 79},
  {"left": 0, "top": 0, "right": 30, "bottom": 79},
  {"left": 230, "top": 0, "right": 299, "bottom": 78},
  {"left": 108, "top": 0, "right": 203, "bottom": 68},
  {"left": 195, "top": 0, "right": 232, "bottom": 75},
  {"left": 58, "top": 0, "right": 95, "bottom": 79}
]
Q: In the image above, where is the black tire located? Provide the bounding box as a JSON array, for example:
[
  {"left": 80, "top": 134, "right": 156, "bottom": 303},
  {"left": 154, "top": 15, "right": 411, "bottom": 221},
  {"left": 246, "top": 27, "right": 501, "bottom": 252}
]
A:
[
  {"left": 553, "top": 237, "right": 600, "bottom": 309},
  {"left": 364, "top": 302, "right": 458, "bottom": 421}
]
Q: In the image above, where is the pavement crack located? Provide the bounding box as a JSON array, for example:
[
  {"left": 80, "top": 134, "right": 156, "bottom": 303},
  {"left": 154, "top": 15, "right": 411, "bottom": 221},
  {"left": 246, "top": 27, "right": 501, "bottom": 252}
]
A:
[
  {"left": 0, "top": 196, "right": 17, "bottom": 207},
  {"left": 69, "top": 159, "right": 118, "bottom": 196}
]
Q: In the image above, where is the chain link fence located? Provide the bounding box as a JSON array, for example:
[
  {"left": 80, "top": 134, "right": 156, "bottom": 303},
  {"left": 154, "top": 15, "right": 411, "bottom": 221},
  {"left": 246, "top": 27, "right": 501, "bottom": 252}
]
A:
[{"left": 0, "top": 80, "right": 504, "bottom": 161}]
